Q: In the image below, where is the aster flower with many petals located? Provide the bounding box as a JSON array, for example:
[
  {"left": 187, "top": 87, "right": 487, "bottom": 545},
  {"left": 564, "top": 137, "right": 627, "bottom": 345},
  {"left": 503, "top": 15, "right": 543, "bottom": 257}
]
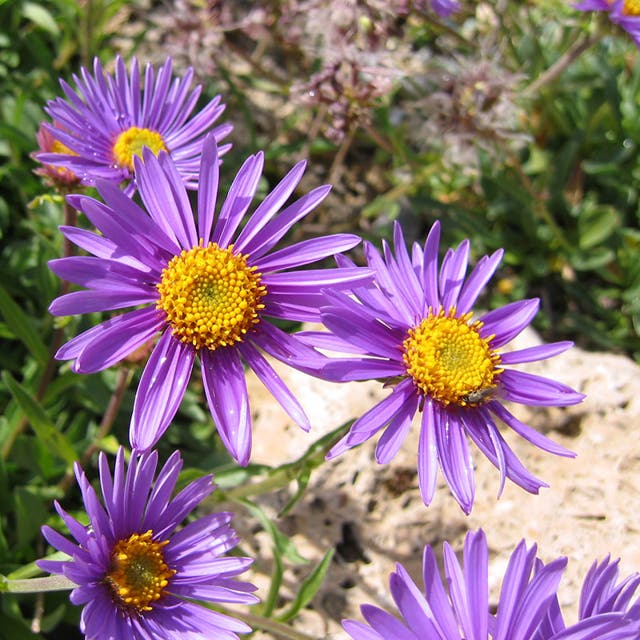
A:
[
  {"left": 574, "top": 1, "right": 640, "bottom": 48},
  {"left": 36, "top": 56, "right": 232, "bottom": 194},
  {"left": 305, "top": 221, "right": 583, "bottom": 513},
  {"left": 343, "top": 529, "right": 640, "bottom": 640},
  {"left": 37, "top": 448, "right": 258, "bottom": 640},
  {"left": 48, "top": 135, "right": 370, "bottom": 462}
]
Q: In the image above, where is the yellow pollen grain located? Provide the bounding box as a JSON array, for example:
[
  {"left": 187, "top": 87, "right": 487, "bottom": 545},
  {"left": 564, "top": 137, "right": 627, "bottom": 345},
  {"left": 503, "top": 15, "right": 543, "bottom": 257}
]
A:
[
  {"left": 105, "top": 530, "right": 175, "bottom": 613},
  {"left": 402, "top": 308, "right": 502, "bottom": 407},
  {"left": 112, "top": 126, "right": 167, "bottom": 172},
  {"left": 622, "top": 0, "right": 640, "bottom": 16},
  {"left": 157, "top": 242, "right": 266, "bottom": 351}
]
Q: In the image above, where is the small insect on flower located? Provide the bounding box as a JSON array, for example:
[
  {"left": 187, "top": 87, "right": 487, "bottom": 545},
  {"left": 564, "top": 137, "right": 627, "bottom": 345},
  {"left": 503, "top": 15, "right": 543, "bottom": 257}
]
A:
[
  {"left": 460, "top": 385, "right": 499, "bottom": 406},
  {"left": 303, "top": 221, "right": 584, "bottom": 513}
]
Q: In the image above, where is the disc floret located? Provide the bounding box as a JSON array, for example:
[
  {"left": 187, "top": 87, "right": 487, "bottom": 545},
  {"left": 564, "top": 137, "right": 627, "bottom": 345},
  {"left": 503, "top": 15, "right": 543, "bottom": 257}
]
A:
[
  {"left": 106, "top": 530, "right": 175, "bottom": 612},
  {"left": 157, "top": 242, "right": 266, "bottom": 351},
  {"left": 402, "top": 307, "right": 502, "bottom": 407},
  {"left": 113, "top": 126, "right": 167, "bottom": 171}
]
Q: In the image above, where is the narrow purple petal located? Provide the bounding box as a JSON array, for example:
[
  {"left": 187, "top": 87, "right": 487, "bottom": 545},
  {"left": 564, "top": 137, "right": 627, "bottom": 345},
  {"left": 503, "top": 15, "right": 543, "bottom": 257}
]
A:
[
  {"left": 422, "top": 221, "right": 441, "bottom": 312},
  {"left": 375, "top": 403, "right": 415, "bottom": 464},
  {"left": 49, "top": 288, "right": 156, "bottom": 316},
  {"left": 234, "top": 160, "right": 308, "bottom": 253},
  {"left": 479, "top": 299, "right": 540, "bottom": 348},
  {"left": 255, "top": 234, "right": 362, "bottom": 272},
  {"left": 239, "top": 341, "right": 311, "bottom": 431},
  {"left": 434, "top": 407, "right": 475, "bottom": 514},
  {"left": 491, "top": 402, "right": 575, "bottom": 457},
  {"left": 130, "top": 331, "right": 195, "bottom": 452},
  {"left": 457, "top": 249, "right": 504, "bottom": 315},
  {"left": 439, "top": 239, "right": 470, "bottom": 310},
  {"left": 417, "top": 401, "right": 439, "bottom": 506},
  {"left": 214, "top": 153, "right": 264, "bottom": 247},
  {"left": 196, "top": 135, "right": 220, "bottom": 242},
  {"left": 500, "top": 341, "right": 574, "bottom": 365},
  {"left": 74, "top": 307, "right": 164, "bottom": 373},
  {"left": 500, "top": 369, "right": 585, "bottom": 406},
  {"left": 200, "top": 348, "right": 252, "bottom": 465}
]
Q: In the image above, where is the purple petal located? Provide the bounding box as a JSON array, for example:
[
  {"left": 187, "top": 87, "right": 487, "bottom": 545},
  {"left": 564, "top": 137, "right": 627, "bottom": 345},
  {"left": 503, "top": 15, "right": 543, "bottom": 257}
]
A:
[
  {"left": 234, "top": 160, "right": 308, "bottom": 253},
  {"left": 479, "top": 299, "right": 539, "bottom": 348},
  {"left": 213, "top": 153, "right": 264, "bottom": 247},
  {"left": 49, "top": 289, "right": 156, "bottom": 315},
  {"left": 130, "top": 331, "right": 195, "bottom": 452},
  {"left": 500, "top": 369, "right": 585, "bottom": 406},
  {"left": 457, "top": 249, "right": 504, "bottom": 315},
  {"left": 500, "top": 341, "right": 574, "bottom": 365},
  {"left": 418, "top": 400, "right": 439, "bottom": 506},
  {"left": 74, "top": 307, "right": 164, "bottom": 373},
  {"left": 439, "top": 240, "right": 470, "bottom": 311},
  {"left": 256, "top": 234, "right": 362, "bottom": 272},
  {"left": 239, "top": 341, "right": 311, "bottom": 431},
  {"left": 196, "top": 135, "right": 220, "bottom": 242},
  {"left": 375, "top": 403, "right": 415, "bottom": 464},
  {"left": 422, "top": 221, "right": 442, "bottom": 312},
  {"left": 200, "top": 348, "right": 252, "bottom": 465}
]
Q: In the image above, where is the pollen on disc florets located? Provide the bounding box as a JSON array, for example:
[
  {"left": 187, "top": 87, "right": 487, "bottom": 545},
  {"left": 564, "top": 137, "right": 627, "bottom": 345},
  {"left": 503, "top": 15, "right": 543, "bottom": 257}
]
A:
[
  {"left": 622, "top": 0, "right": 640, "bottom": 16},
  {"left": 106, "top": 530, "right": 175, "bottom": 613},
  {"left": 402, "top": 307, "right": 502, "bottom": 407},
  {"left": 157, "top": 242, "right": 266, "bottom": 351},
  {"left": 112, "top": 126, "right": 167, "bottom": 171}
]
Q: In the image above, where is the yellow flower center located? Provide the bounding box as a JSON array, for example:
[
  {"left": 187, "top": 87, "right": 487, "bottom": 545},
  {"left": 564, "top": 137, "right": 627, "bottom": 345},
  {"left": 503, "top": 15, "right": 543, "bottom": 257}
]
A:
[
  {"left": 51, "top": 140, "right": 77, "bottom": 155},
  {"left": 106, "top": 530, "right": 175, "bottom": 612},
  {"left": 402, "top": 308, "right": 502, "bottom": 407},
  {"left": 622, "top": 0, "right": 640, "bottom": 16},
  {"left": 157, "top": 243, "right": 266, "bottom": 351},
  {"left": 112, "top": 126, "right": 167, "bottom": 172}
]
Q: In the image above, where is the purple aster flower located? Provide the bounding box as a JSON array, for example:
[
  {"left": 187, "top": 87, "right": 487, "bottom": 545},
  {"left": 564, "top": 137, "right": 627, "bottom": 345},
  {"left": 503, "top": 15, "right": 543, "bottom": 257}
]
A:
[
  {"left": 430, "top": 0, "right": 461, "bottom": 17},
  {"left": 37, "top": 447, "right": 258, "bottom": 640},
  {"left": 574, "top": 1, "right": 640, "bottom": 48},
  {"left": 35, "top": 56, "right": 232, "bottom": 194},
  {"left": 304, "top": 221, "right": 584, "bottom": 513},
  {"left": 48, "top": 135, "right": 370, "bottom": 463},
  {"left": 343, "top": 529, "right": 640, "bottom": 640}
]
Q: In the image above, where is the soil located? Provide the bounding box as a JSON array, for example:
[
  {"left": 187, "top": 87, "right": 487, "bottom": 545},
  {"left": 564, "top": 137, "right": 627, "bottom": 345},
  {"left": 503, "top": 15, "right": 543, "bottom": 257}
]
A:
[{"left": 233, "top": 325, "right": 640, "bottom": 638}]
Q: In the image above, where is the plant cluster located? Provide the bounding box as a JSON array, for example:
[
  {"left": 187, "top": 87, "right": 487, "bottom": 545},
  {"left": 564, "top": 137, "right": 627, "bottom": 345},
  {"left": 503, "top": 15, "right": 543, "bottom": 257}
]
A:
[{"left": 1, "top": 1, "right": 639, "bottom": 639}]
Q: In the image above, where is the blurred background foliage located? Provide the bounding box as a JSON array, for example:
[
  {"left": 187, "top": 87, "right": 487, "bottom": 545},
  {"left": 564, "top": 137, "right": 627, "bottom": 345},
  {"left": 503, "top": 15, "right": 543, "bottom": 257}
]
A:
[{"left": 0, "top": 0, "right": 638, "bottom": 637}]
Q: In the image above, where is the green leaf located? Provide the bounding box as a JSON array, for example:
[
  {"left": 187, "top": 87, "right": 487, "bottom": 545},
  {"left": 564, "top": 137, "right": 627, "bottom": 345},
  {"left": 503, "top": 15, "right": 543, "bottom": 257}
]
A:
[
  {"left": 278, "top": 466, "right": 311, "bottom": 517},
  {"left": 0, "top": 285, "right": 48, "bottom": 367},
  {"left": 578, "top": 204, "right": 619, "bottom": 250},
  {"left": 277, "top": 548, "right": 335, "bottom": 622},
  {"left": 14, "top": 486, "right": 48, "bottom": 551},
  {"left": 238, "top": 498, "right": 307, "bottom": 565},
  {"left": 259, "top": 551, "right": 283, "bottom": 618},
  {"left": 2, "top": 372, "right": 77, "bottom": 467},
  {"left": 0, "top": 610, "right": 44, "bottom": 639},
  {"left": 22, "top": 2, "right": 60, "bottom": 36}
]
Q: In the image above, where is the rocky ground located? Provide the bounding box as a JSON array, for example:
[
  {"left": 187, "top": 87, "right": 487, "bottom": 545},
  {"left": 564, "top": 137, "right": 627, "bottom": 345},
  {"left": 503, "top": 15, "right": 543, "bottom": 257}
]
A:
[{"left": 231, "top": 325, "right": 640, "bottom": 639}]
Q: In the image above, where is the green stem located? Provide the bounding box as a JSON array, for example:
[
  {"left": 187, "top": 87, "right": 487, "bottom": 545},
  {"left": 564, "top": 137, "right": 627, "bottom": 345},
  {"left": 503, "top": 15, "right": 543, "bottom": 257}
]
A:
[
  {"left": 232, "top": 610, "right": 318, "bottom": 640},
  {"left": 523, "top": 30, "right": 603, "bottom": 96},
  {"left": 1, "top": 575, "right": 75, "bottom": 594},
  {"left": 222, "top": 421, "right": 352, "bottom": 502}
]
